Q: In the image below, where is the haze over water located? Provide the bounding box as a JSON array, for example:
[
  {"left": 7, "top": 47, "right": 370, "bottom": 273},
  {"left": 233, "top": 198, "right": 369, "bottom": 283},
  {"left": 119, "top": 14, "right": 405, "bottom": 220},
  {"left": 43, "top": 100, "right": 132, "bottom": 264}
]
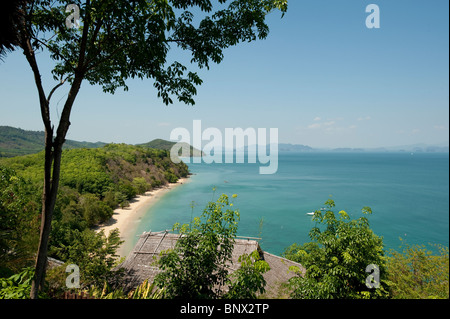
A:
[{"left": 132, "top": 152, "right": 449, "bottom": 256}]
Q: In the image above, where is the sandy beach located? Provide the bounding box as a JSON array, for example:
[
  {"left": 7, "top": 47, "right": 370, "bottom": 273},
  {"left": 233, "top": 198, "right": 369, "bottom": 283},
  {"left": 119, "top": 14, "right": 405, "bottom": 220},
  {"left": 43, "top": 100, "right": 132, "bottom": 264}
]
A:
[{"left": 95, "top": 177, "right": 190, "bottom": 257}]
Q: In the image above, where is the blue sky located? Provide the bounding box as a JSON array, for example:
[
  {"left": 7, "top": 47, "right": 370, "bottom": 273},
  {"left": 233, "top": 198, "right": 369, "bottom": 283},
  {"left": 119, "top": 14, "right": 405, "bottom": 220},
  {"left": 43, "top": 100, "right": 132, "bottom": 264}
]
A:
[{"left": 0, "top": 0, "right": 448, "bottom": 148}]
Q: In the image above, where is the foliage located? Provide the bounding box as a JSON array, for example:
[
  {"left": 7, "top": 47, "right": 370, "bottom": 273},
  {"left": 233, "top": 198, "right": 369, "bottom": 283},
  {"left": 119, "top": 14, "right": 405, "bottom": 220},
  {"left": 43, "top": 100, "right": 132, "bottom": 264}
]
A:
[
  {"left": 155, "top": 193, "right": 240, "bottom": 299},
  {"left": 0, "top": 0, "right": 27, "bottom": 61},
  {"left": 132, "top": 177, "right": 150, "bottom": 195},
  {"left": 60, "top": 149, "right": 113, "bottom": 195},
  {"left": 0, "top": 126, "right": 105, "bottom": 158},
  {"left": 0, "top": 267, "right": 35, "bottom": 299},
  {"left": 285, "top": 199, "right": 389, "bottom": 299},
  {"left": 0, "top": 144, "right": 189, "bottom": 198},
  {"left": 49, "top": 229, "right": 123, "bottom": 287},
  {"left": 1, "top": 144, "right": 189, "bottom": 228},
  {"left": 25, "top": 0, "right": 287, "bottom": 104},
  {"left": 64, "top": 279, "right": 165, "bottom": 299},
  {"left": 225, "top": 250, "right": 270, "bottom": 299},
  {"left": 128, "top": 279, "right": 165, "bottom": 299},
  {"left": 0, "top": 143, "right": 188, "bottom": 285},
  {"left": 138, "top": 139, "right": 204, "bottom": 157},
  {"left": 79, "top": 193, "right": 114, "bottom": 227},
  {"left": 283, "top": 242, "right": 319, "bottom": 264},
  {"left": 386, "top": 241, "right": 449, "bottom": 299},
  {"left": 164, "top": 169, "right": 179, "bottom": 183},
  {"left": 86, "top": 282, "right": 127, "bottom": 299},
  {"left": 0, "top": 166, "right": 40, "bottom": 275}
]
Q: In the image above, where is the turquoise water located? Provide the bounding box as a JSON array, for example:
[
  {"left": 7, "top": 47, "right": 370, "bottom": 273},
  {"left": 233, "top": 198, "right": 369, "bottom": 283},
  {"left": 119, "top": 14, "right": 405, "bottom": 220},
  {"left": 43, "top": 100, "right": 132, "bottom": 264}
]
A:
[{"left": 131, "top": 152, "right": 449, "bottom": 256}]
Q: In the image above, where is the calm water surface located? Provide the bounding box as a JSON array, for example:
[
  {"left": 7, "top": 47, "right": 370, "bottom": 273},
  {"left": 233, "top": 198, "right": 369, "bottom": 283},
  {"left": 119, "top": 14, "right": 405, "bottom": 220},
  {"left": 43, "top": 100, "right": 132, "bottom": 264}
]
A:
[{"left": 131, "top": 152, "right": 449, "bottom": 256}]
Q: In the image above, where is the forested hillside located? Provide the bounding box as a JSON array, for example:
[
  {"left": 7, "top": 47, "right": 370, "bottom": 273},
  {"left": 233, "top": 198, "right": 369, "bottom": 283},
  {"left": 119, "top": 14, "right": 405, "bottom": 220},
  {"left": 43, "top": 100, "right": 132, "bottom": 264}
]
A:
[
  {"left": 0, "top": 126, "right": 106, "bottom": 157},
  {"left": 138, "top": 139, "right": 204, "bottom": 157},
  {"left": 0, "top": 143, "right": 189, "bottom": 278}
]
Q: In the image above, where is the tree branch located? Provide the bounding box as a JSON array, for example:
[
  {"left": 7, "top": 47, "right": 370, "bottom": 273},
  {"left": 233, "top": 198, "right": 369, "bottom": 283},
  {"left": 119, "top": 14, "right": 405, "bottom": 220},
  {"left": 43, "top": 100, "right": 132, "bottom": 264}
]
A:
[
  {"left": 76, "top": 0, "right": 91, "bottom": 73},
  {"left": 46, "top": 75, "right": 68, "bottom": 104},
  {"left": 31, "top": 37, "right": 74, "bottom": 71},
  {"left": 20, "top": 36, "right": 51, "bottom": 131},
  {"left": 87, "top": 19, "right": 103, "bottom": 53},
  {"left": 83, "top": 19, "right": 105, "bottom": 70}
]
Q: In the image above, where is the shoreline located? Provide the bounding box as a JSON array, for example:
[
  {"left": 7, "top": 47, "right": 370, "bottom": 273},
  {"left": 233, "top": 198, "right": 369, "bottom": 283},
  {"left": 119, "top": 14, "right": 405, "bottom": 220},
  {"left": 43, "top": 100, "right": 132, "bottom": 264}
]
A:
[{"left": 95, "top": 176, "right": 190, "bottom": 258}]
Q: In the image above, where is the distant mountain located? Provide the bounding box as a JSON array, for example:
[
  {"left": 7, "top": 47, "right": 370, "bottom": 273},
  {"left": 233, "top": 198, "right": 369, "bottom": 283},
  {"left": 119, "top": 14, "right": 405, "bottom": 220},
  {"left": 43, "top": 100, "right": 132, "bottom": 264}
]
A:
[
  {"left": 225, "top": 141, "right": 448, "bottom": 154},
  {"left": 325, "top": 143, "right": 449, "bottom": 153},
  {"left": 0, "top": 126, "right": 106, "bottom": 158},
  {"left": 137, "top": 138, "right": 204, "bottom": 157},
  {"left": 278, "top": 143, "right": 314, "bottom": 152},
  {"left": 374, "top": 142, "right": 449, "bottom": 153},
  {"left": 329, "top": 147, "right": 366, "bottom": 152},
  {"left": 276, "top": 142, "right": 448, "bottom": 153},
  {"left": 3, "top": 125, "right": 446, "bottom": 158},
  {"left": 231, "top": 143, "right": 313, "bottom": 153}
]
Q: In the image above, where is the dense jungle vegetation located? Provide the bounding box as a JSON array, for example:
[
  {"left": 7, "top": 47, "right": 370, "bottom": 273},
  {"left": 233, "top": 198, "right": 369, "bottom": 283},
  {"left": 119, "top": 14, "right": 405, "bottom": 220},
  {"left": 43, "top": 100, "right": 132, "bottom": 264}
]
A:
[{"left": 0, "top": 143, "right": 188, "bottom": 281}]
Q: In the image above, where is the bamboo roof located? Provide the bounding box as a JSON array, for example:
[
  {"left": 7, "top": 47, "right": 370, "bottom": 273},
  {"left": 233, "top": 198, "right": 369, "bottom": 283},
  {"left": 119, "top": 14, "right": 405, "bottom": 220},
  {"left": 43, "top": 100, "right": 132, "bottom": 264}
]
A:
[{"left": 119, "top": 230, "right": 305, "bottom": 298}]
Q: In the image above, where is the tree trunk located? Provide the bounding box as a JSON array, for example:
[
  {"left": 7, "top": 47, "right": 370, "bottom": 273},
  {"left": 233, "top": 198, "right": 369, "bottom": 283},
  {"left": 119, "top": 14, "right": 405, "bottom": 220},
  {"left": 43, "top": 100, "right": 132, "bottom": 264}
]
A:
[
  {"left": 29, "top": 126, "right": 54, "bottom": 298},
  {"left": 17, "top": 0, "right": 89, "bottom": 299},
  {"left": 29, "top": 76, "right": 82, "bottom": 298},
  {"left": 19, "top": 30, "right": 54, "bottom": 299}
]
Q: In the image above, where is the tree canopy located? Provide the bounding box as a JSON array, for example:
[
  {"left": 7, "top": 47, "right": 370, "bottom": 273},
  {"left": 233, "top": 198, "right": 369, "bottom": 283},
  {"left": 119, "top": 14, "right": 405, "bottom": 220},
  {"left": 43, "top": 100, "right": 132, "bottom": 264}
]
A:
[
  {"left": 0, "top": 166, "right": 40, "bottom": 276},
  {"left": 155, "top": 193, "right": 242, "bottom": 298},
  {"left": 386, "top": 241, "right": 449, "bottom": 299},
  {"left": 27, "top": 0, "right": 288, "bottom": 103},
  {"left": 9, "top": 0, "right": 287, "bottom": 297},
  {"left": 284, "top": 199, "right": 389, "bottom": 299},
  {"left": 154, "top": 193, "right": 271, "bottom": 299}
]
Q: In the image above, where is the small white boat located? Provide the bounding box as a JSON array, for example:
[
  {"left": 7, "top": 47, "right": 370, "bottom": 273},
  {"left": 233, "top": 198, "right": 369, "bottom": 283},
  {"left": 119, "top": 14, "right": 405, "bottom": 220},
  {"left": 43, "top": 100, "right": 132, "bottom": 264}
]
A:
[{"left": 306, "top": 212, "right": 315, "bottom": 216}]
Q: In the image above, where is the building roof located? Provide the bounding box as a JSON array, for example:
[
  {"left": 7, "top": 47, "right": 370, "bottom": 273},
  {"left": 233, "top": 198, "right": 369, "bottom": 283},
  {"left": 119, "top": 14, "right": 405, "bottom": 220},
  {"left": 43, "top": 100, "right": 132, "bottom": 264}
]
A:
[{"left": 119, "top": 230, "right": 305, "bottom": 298}]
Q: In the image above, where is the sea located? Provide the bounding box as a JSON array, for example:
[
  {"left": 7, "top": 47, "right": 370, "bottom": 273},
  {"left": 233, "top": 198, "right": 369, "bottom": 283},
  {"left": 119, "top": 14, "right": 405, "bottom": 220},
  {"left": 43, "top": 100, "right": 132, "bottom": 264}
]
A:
[{"left": 130, "top": 152, "right": 449, "bottom": 256}]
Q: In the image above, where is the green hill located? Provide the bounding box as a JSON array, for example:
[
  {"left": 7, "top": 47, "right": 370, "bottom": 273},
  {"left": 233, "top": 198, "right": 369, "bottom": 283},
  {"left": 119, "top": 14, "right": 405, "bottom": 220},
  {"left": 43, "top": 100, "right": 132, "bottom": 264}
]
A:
[
  {"left": 0, "top": 143, "right": 189, "bottom": 191},
  {"left": 0, "top": 143, "right": 189, "bottom": 225},
  {"left": 0, "top": 126, "right": 106, "bottom": 157},
  {"left": 137, "top": 138, "right": 204, "bottom": 157},
  {"left": 0, "top": 143, "right": 190, "bottom": 275},
  {"left": 0, "top": 126, "right": 204, "bottom": 158}
]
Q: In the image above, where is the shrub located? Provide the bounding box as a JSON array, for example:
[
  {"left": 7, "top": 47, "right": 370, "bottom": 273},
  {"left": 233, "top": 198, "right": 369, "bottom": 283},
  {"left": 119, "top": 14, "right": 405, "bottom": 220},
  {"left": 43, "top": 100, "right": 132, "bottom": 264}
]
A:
[{"left": 386, "top": 241, "right": 449, "bottom": 299}]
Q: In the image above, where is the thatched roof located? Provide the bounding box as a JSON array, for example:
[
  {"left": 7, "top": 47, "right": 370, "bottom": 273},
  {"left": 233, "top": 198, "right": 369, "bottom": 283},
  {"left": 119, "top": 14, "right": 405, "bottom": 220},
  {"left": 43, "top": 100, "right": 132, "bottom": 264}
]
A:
[{"left": 119, "top": 230, "right": 305, "bottom": 298}]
